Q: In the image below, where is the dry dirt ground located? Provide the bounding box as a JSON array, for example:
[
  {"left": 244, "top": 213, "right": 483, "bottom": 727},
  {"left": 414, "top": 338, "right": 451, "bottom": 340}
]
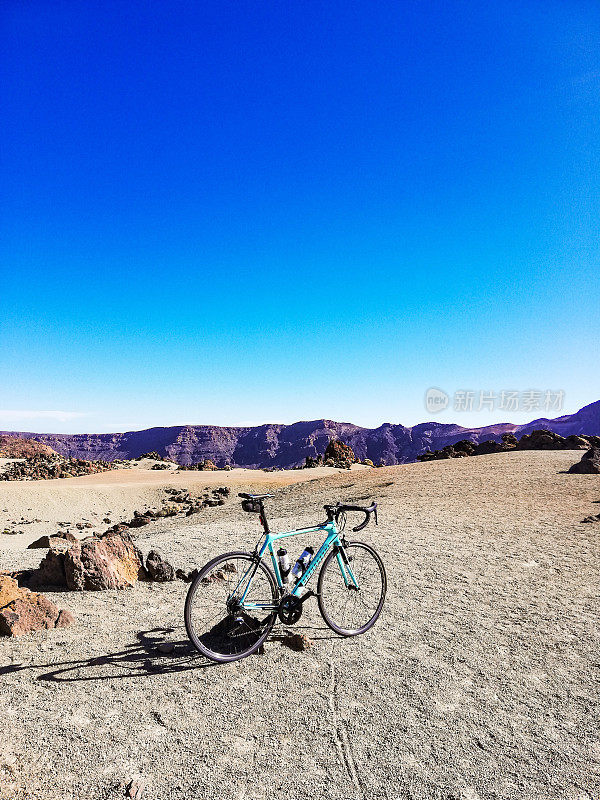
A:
[
  {"left": 0, "top": 461, "right": 367, "bottom": 549},
  {"left": 0, "top": 451, "right": 599, "bottom": 800}
]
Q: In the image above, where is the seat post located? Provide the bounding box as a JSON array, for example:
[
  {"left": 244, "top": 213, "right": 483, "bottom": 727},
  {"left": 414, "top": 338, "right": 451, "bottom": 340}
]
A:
[{"left": 258, "top": 501, "right": 270, "bottom": 534}]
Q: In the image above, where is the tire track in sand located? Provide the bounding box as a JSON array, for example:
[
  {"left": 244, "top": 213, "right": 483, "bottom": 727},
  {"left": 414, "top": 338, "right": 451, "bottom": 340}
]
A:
[{"left": 328, "top": 660, "right": 365, "bottom": 799}]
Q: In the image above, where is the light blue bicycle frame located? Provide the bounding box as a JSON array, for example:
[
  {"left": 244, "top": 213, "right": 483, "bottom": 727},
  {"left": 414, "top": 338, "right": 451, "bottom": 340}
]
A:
[{"left": 236, "top": 520, "right": 360, "bottom": 612}]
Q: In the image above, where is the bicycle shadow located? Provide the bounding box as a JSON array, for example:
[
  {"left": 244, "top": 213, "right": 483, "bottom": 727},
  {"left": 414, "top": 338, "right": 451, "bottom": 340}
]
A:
[
  {"left": 0, "top": 628, "right": 214, "bottom": 683},
  {"left": 0, "top": 621, "right": 352, "bottom": 684}
]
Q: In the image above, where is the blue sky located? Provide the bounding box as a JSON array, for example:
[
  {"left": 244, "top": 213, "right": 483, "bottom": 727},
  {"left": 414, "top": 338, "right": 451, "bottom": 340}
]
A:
[{"left": 1, "top": 1, "right": 599, "bottom": 433}]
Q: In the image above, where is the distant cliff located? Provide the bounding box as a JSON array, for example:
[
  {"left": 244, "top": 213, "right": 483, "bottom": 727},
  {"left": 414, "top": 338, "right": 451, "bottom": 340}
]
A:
[{"left": 3, "top": 400, "right": 599, "bottom": 468}]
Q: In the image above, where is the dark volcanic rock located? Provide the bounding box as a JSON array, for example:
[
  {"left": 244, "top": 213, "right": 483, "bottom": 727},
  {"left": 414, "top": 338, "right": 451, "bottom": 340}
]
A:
[
  {"left": 27, "top": 547, "right": 68, "bottom": 588},
  {"left": 568, "top": 447, "right": 600, "bottom": 475},
  {"left": 324, "top": 439, "right": 356, "bottom": 468},
  {"left": 145, "top": 550, "right": 175, "bottom": 582}
]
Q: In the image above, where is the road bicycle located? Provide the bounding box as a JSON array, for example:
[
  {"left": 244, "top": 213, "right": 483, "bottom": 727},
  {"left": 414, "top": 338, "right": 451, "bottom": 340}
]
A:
[{"left": 184, "top": 493, "right": 387, "bottom": 663}]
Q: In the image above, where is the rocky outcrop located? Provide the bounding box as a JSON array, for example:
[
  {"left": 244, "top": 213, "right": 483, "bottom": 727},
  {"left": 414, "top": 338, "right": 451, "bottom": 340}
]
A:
[
  {"left": 324, "top": 439, "right": 356, "bottom": 468},
  {"left": 3, "top": 400, "right": 600, "bottom": 467},
  {"left": 0, "top": 575, "right": 74, "bottom": 636},
  {"left": 0, "top": 455, "right": 116, "bottom": 481},
  {"left": 568, "top": 447, "right": 600, "bottom": 475},
  {"left": 0, "top": 435, "right": 57, "bottom": 459},
  {"left": 419, "top": 430, "right": 600, "bottom": 462}
]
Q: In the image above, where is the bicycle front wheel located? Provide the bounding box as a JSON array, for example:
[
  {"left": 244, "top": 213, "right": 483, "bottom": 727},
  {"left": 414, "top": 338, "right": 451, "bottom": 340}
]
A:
[
  {"left": 185, "top": 551, "right": 278, "bottom": 663},
  {"left": 317, "top": 541, "right": 387, "bottom": 636}
]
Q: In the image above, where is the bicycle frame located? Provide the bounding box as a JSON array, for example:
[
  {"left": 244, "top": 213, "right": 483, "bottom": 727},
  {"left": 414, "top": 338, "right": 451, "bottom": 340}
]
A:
[{"left": 237, "top": 520, "right": 360, "bottom": 613}]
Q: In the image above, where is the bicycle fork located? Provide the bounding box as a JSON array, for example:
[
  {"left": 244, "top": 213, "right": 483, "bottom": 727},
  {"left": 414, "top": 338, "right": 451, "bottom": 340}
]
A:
[{"left": 334, "top": 542, "right": 360, "bottom": 589}]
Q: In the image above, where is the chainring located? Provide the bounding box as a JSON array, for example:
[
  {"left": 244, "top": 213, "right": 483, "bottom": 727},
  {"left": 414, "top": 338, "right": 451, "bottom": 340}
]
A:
[{"left": 278, "top": 594, "right": 303, "bottom": 625}]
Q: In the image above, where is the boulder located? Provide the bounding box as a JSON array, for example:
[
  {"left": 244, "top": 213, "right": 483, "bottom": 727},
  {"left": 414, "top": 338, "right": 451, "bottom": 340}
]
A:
[
  {"left": 63, "top": 532, "right": 146, "bottom": 590},
  {"left": 27, "top": 547, "right": 68, "bottom": 588},
  {"left": 568, "top": 447, "right": 600, "bottom": 475},
  {"left": 28, "top": 531, "right": 77, "bottom": 549},
  {"left": 0, "top": 575, "right": 74, "bottom": 636},
  {"left": 145, "top": 550, "right": 175, "bottom": 582}
]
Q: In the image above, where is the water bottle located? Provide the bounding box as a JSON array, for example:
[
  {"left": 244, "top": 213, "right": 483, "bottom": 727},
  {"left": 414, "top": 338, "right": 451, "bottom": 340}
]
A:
[
  {"left": 277, "top": 548, "right": 291, "bottom": 584},
  {"left": 291, "top": 546, "right": 314, "bottom": 580}
]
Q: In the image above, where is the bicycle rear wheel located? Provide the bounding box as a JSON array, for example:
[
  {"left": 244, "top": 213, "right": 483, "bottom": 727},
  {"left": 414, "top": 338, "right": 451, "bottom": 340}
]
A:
[
  {"left": 185, "top": 551, "right": 278, "bottom": 663},
  {"left": 317, "top": 541, "right": 386, "bottom": 636}
]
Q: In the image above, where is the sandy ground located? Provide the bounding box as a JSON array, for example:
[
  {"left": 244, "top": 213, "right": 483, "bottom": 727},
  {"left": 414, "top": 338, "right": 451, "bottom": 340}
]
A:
[
  {"left": 1, "top": 451, "right": 599, "bottom": 800},
  {"left": 0, "top": 462, "right": 366, "bottom": 550}
]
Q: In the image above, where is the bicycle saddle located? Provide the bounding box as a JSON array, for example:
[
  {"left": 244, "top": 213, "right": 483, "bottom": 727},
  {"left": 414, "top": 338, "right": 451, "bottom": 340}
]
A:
[{"left": 238, "top": 493, "right": 273, "bottom": 500}]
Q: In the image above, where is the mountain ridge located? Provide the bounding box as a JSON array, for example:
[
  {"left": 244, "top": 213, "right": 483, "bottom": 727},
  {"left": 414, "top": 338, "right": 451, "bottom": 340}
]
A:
[{"left": 3, "top": 400, "right": 599, "bottom": 468}]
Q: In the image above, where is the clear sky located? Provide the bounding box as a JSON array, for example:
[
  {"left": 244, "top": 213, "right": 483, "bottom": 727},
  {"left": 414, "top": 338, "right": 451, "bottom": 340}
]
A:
[{"left": 1, "top": 1, "right": 599, "bottom": 433}]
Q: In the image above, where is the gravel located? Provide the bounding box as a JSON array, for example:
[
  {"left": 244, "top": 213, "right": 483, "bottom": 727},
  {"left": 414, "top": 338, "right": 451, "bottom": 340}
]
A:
[{"left": 1, "top": 451, "right": 599, "bottom": 800}]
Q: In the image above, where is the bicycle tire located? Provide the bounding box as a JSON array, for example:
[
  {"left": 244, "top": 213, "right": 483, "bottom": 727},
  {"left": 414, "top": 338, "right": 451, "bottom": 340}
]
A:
[
  {"left": 317, "top": 541, "right": 387, "bottom": 636},
  {"left": 185, "top": 550, "right": 278, "bottom": 663}
]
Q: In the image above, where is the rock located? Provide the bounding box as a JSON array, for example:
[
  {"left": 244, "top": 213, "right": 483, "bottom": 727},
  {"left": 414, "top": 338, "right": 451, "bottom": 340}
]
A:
[
  {"left": 281, "top": 632, "right": 312, "bottom": 652},
  {"left": 129, "top": 515, "right": 152, "bottom": 528},
  {"left": 0, "top": 576, "right": 74, "bottom": 636},
  {"left": 125, "top": 774, "right": 146, "bottom": 799},
  {"left": 0, "top": 575, "right": 21, "bottom": 607},
  {"left": 0, "top": 454, "right": 116, "bottom": 482},
  {"left": 324, "top": 439, "right": 356, "bottom": 467},
  {"left": 563, "top": 435, "right": 591, "bottom": 450},
  {"left": 0, "top": 435, "right": 58, "bottom": 459},
  {"left": 145, "top": 550, "right": 175, "bottom": 582},
  {"left": 26, "top": 547, "right": 68, "bottom": 588},
  {"left": 28, "top": 531, "right": 77, "bottom": 549},
  {"left": 185, "top": 505, "right": 203, "bottom": 516},
  {"left": 157, "top": 642, "right": 175, "bottom": 654},
  {"left": 474, "top": 440, "right": 505, "bottom": 456},
  {"left": 63, "top": 532, "right": 146, "bottom": 590},
  {"left": 568, "top": 447, "right": 600, "bottom": 475},
  {"left": 516, "top": 429, "right": 566, "bottom": 450},
  {"left": 581, "top": 514, "right": 600, "bottom": 523},
  {"left": 100, "top": 522, "right": 130, "bottom": 537},
  {"left": 175, "top": 568, "right": 199, "bottom": 583},
  {"left": 55, "top": 608, "right": 75, "bottom": 627}
]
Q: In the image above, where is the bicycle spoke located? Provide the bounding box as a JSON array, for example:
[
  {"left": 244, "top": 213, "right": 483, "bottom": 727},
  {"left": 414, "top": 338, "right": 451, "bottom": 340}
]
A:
[
  {"left": 186, "top": 554, "right": 277, "bottom": 661},
  {"left": 318, "top": 543, "right": 386, "bottom": 635}
]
